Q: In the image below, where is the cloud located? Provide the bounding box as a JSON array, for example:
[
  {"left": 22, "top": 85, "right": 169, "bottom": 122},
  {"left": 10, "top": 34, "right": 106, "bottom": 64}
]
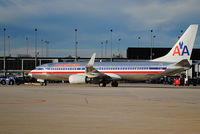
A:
[
  {"left": 0, "top": 0, "right": 199, "bottom": 57},
  {"left": 122, "top": 0, "right": 200, "bottom": 28},
  {"left": 0, "top": 0, "right": 114, "bottom": 23},
  {"left": 1, "top": 0, "right": 200, "bottom": 25}
]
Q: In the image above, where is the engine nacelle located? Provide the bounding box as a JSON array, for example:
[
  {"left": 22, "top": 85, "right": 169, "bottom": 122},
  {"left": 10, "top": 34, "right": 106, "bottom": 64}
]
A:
[{"left": 69, "top": 74, "right": 87, "bottom": 84}]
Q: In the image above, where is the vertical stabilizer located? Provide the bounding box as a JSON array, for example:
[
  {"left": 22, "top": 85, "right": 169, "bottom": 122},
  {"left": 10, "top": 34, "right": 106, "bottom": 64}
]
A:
[{"left": 153, "top": 24, "right": 198, "bottom": 62}]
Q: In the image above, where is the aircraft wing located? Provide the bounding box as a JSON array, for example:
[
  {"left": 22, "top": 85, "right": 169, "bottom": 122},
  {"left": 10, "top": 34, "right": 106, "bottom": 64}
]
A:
[{"left": 85, "top": 53, "right": 120, "bottom": 82}]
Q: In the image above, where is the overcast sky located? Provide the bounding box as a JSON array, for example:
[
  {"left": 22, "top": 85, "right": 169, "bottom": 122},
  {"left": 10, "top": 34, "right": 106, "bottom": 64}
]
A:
[{"left": 0, "top": 0, "right": 200, "bottom": 57}]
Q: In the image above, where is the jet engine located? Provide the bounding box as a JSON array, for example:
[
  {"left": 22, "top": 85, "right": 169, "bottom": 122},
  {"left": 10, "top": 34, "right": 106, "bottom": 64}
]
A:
[{"left": 69, "top": 74, "right": 87, "bottom": 84}]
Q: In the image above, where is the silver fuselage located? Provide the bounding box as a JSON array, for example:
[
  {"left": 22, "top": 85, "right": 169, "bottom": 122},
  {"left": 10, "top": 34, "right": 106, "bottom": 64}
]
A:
[{"left": 29, "top": 61, "right": 184, "bottom": 81}]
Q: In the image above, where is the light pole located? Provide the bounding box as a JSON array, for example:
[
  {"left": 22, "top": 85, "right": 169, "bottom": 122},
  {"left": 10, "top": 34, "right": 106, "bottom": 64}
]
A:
[
  {"left": 153, "top": 35, "right": 156, "bottom": 47},
  {"left": 45, "top": 41, "right": 49, "bottom": 57},
  {"left": 181, "top": 30, "right": 183, "bottom": 34},
  {"left": 26, "top": 37, "right": 29, "bottom": 55},
  {"left": 101, "top": 42, "right": 103, "bottom": 58},
  {"left": 41, "top": 39, "right": 44, "bottom": 57},
  {"left": 150, "top": 29, "right": 153, "bottom": 60},
  {"left": 118, "top": 38, "right": 121, "bottom": 57},
  {"left": 178, "top": 30, "right": 183, "bottom": 39},
  {"left": 3, "top": 28, "right": 6, "bottom": 76},
  {"left": 105, "top": 40, "right": 108, "bottom": 58},
  {"left": 75, "top": 29, "right": 78, "bottom": 61},
  {"left": 8, "top": 36, "right": 10, "bottom": 57},
  {"left": 110, "top": 29, "right": 112, "bottom": 62},
  {"left": 35, "top": 28, "right": 38, "bottom": 68},
  {"left": 137, "top": 37, "right": 141, "bottom": 47},
  {"left": 152, "top": 35, "right": 156, "bottom": 59}
]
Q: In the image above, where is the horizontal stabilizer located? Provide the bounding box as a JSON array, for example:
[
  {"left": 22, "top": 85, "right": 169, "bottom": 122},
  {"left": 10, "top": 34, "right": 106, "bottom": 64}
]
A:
[{"left": 174, "top": 59, "right": 191, "bottom": 68}]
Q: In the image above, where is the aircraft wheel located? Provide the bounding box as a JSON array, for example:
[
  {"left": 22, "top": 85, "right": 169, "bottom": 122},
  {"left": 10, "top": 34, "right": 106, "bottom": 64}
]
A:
[
  {"left": 99, "top": 82, "right": 106, "bottom": 87},
  {"left": 111, "top": 81, "right": 118, "bottom": 87},
  {"left": 40, "top": 81, "right": 47, "bottom": 86},
  {"left": 44, "top": 80, "right": 47, "bottom": 86}
]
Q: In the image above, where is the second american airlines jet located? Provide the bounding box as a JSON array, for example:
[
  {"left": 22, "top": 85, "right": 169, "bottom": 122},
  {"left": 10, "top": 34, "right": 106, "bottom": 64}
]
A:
[{"left": 29, "top": 24, "right": 198, "bottom": 87}]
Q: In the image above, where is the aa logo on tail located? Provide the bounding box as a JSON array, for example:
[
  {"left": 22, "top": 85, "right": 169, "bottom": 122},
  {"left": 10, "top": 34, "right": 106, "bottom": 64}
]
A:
[{"left": 172, "top": 42, "right": 190, "bottom": 56}]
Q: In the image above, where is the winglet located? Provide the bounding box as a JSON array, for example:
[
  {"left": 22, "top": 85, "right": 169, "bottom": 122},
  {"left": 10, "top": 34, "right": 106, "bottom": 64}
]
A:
[{"left": 87, "top": 53, "right": 96, "bottom": 67}]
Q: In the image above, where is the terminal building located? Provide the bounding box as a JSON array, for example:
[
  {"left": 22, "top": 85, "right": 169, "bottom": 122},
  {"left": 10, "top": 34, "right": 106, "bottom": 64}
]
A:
[
  {"left": 0, "top": 47, "right": 200, "bottom": 79},
  {"left": 0, "top": 57, "right": 115, "bottom": 76}
]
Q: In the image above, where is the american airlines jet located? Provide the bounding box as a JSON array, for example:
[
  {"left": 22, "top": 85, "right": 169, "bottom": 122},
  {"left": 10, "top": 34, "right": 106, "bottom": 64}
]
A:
[{"left": 29, "top": 24, "right": 198, "bottom": 87}]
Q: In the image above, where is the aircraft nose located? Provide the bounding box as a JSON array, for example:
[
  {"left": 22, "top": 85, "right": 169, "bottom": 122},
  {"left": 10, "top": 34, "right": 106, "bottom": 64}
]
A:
[
  {"left": 28, "top": 70, "right": 34, "bottom": 77},
  {"left": 28, "top": 72, "right": 32, "bottom": 77}
]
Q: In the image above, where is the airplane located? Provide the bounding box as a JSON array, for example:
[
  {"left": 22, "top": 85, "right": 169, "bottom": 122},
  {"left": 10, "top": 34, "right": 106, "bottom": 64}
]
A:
[{"left": 29, "top": 24, "right": 198, "bottom": 87}]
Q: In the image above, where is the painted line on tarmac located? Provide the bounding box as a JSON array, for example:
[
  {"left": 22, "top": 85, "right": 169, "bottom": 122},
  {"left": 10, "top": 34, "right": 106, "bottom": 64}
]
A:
[
  {"left": 85, "top": 97, "right": 89, "bottom": 104},
  {"left": 0, "top": 99, "right": 46, "bottom": 104},
  {"left": 168, "top": 105, "right": 178, "bottom": 108}
]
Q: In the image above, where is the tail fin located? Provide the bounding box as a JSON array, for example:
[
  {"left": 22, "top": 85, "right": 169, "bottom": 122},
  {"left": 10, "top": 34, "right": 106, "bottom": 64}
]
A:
[{"left": 153, "top": 24, "right": 198, "bottom": 62}]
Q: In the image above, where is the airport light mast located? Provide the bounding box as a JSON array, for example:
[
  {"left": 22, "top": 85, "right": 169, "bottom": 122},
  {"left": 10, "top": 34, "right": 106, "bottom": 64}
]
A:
[
  {"left": 137, "top": 36, "right": 141, "bottom": 47},
  {"left": 41, "top": 39, "right": 44, "bottom": 57},
  {"left": 105, "top": 40, "right": 108, "bottom": 58},
  {"left": 35, "top": 28, "right": 38, "bottom": 68},
  {"left": 153, "top": 35, "right": 156, "bottom": 47},
  {"left": 101, "top": 42, "right": 103, "bottom": 58},
  {"left": 45, "top": 41, "right": 49, "bottom": 57},
  {"left": 118, "top": 38, "right": 121, "bottom": 57},
  {"left": 3, "top": 28, "right": 6, "bottom": 76},
  {"left": 26, "top": 37, "right": 29, "bottom": 56},
  {"left": 152, "top": 35, "right": 156, "bottom": 59},
  {"left": 110, "top": 29, "right": 113, "bottom": 62},
  {"left": 75, "top": 29, "right": 78, "bottom": 61},
  {"left": 150, "top": 29, "right": 153, "bottom": 60},
  {"left": 8, "top": 36, "right": 11, "bottom": 57}
]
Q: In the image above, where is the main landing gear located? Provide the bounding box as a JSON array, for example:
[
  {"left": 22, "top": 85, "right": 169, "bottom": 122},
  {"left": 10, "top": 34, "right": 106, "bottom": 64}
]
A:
[
  {"left": 111, "top": 81, "right": 118, "bottom": 87},
  {"left": 99, "top": 82, "right": 107, "bottom": 87},
  {"left": 98, "top": 81, "right": 119, "bottom": 87},
  {"left": 40, "top": 80, "right": 47, "bottom": 86}
]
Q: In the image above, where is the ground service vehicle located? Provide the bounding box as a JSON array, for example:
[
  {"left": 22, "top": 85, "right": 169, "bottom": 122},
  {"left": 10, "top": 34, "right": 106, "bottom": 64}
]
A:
[{"left": 0, "top": 77, "right": 15, "bottom": 85}]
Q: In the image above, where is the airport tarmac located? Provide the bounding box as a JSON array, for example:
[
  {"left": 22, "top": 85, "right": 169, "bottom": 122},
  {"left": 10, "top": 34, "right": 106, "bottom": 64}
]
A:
[{"left": 0, "top": 83, "right": 200, "bottom": 134}]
